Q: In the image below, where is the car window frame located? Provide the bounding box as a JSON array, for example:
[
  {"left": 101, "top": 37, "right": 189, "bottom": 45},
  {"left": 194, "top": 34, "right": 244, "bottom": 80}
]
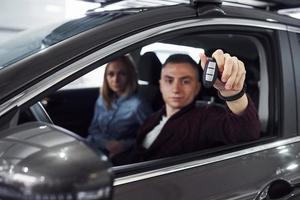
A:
[
  {"left": 276, "top": 30, "right": 298, "bottom": 137},
  {"left": 288, "top": 30, "right": 300, "bottom": 133}
]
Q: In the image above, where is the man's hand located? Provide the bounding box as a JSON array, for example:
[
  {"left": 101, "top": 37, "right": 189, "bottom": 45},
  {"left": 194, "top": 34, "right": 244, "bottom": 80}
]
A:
[
  {"left": 200, "top": 49, "right": 246, "bottom": 95},
  {"left": 200, "top": 49, "right": 248, "bottom": 115}
]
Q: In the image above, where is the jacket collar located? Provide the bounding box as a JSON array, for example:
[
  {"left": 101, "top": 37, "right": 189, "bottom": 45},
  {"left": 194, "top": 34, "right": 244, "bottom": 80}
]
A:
[
  {"left": 164, "top": 100, "right": 196, "bottom": 121},
  {"left": 136, "top": 101, "right": 196, "bottom": 154}
]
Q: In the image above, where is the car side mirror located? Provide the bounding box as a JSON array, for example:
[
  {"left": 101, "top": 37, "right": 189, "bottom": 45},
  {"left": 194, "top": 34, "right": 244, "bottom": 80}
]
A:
[{"left": 0, "top": 122, "right": 113, "bottom": 200}]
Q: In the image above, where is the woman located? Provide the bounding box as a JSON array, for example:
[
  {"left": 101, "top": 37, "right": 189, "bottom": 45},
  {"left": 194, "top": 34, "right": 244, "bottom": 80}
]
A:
[{"left": 88, "top": 55, "right": 152, "bottom": 157}]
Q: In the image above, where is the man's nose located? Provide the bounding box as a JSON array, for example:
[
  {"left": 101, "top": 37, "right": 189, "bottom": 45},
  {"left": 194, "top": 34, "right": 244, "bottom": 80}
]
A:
[{"left": 172, "top": 81, "right": 181, "bottom": 93}]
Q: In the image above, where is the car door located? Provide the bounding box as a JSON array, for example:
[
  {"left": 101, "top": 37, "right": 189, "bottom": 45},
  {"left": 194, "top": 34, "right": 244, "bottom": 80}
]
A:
[{"left": 114, "top": 141, "right": 300, "bottom": 200}]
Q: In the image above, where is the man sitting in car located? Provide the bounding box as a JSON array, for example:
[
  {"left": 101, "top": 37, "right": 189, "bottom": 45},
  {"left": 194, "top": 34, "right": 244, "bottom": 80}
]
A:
[{"left": 113, "top": 49, "right": 261, "bottom": 164}]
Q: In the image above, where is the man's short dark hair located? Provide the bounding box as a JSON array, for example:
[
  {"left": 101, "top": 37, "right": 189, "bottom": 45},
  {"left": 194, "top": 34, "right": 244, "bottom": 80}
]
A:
[{"left": 163, "top": 54, "right": 200, "bottom": 80}]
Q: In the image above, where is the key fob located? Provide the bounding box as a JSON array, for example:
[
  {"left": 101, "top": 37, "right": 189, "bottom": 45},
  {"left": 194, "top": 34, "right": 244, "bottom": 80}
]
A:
[{"left": 202, "top": 57, "right": 218, "bottom": 88}]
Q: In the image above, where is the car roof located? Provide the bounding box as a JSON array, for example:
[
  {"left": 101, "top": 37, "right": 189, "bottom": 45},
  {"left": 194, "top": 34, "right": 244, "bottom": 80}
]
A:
[{"left": 96, "top": 0, "right": 300, "bottom": 10}]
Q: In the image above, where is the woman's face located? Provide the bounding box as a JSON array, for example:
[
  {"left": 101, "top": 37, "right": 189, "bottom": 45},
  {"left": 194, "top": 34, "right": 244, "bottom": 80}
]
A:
[{"left": 106, "top": 60, "right": 128, "bottom": 96}]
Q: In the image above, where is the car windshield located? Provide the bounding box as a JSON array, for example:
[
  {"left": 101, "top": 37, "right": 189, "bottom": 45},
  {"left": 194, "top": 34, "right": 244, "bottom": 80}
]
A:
[{"left": 0, "top": 11, "right": 128, "bottom": 70}]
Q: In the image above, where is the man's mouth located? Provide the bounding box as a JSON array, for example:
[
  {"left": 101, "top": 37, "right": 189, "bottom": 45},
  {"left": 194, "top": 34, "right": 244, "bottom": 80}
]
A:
[{"left": 170, "top": 97, "right": 182, "bottom": 101}]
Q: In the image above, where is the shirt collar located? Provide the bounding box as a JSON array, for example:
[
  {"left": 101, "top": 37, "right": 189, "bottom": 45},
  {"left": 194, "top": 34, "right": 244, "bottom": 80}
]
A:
[{"left": 112, "top": 93, "right": 130, "bottom": 104}]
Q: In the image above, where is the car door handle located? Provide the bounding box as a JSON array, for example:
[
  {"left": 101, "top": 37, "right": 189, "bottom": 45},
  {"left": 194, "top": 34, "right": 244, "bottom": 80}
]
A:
[{"left": 255, "top": 179, "right": 300, "bottom": 200}]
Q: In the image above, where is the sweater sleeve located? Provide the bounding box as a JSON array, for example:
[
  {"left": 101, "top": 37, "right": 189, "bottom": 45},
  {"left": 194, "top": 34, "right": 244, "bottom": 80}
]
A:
[{"left": 201, "top": 96, "right": 261, "bottom": 144}]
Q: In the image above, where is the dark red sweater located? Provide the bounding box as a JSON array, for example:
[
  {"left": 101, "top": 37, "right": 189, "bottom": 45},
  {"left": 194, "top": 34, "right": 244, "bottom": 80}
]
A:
[{"left": 132, "top": 96, "right": 261, "bottom": 162}]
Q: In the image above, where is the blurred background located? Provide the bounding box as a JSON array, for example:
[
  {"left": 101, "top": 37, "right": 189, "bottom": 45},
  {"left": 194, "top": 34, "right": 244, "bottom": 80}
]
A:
[
  {"left": 1, "top": 0, "right": 300, "bottom": 43},
  {"left": 0, "top": 0, "right": 99, "bottom": 42}
]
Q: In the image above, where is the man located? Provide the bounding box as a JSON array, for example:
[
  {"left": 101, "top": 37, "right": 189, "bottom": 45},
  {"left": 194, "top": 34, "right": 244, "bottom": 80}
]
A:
[{"left": 113, "top": 49, "right": 260, "bottom": 164}]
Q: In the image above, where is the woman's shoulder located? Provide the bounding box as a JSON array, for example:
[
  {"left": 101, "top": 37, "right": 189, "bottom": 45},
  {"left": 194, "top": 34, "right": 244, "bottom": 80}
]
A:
[
  {"left": 124, "top": 94, "right": 151, "bottom": 108},
  {"left": 96, "top": 96, "right": 105, "bottom": 106},
  {"left": 126, "top": 94, "right": 144, "bottom": 104},
  {"left": 96, "top": 95, "right": 103, "bottom": 102},
  {"left": 123, "top": 94, "right": 153, "bottom": 116}
]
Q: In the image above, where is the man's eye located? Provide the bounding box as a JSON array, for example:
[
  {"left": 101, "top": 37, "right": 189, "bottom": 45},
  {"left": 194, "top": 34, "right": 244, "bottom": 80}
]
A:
[
  {"left": 165, "top": 79, "right": 173, "bottom": 84},
  {"left": 182, "top": 79, "right": 191, "bottom": 85}
]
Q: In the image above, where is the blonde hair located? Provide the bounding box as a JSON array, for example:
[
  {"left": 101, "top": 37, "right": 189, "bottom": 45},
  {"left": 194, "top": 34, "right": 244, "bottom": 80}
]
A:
[{"left": 101, "top": 55, "right": 137, "bottom": 109}]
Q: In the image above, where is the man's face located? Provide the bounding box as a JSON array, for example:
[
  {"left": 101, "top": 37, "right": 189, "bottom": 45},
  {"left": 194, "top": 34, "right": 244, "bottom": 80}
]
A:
[{"left": 160, "top": 62, "right": 200, "bottom": 113}]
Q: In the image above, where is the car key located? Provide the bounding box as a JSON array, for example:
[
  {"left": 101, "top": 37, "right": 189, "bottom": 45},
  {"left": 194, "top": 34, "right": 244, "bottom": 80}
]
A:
[{"left": 202, "top": 57, "right": 218, "bottom": 88}]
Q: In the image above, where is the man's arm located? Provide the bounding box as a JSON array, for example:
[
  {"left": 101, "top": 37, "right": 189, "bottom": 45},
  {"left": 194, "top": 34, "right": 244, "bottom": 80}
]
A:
[{"left": 225, "top": 94, "right": 248, "bottom": 115}]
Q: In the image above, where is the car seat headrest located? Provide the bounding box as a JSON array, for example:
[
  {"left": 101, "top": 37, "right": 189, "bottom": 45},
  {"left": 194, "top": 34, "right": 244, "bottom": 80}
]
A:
[{"left": 137, "top": 52, "right": 162, "bottom": 85}]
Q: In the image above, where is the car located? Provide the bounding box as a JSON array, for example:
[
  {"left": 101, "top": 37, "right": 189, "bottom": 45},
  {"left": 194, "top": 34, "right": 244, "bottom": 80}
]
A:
[{"left": 0, "top": 0, "right": 300, "bottom": 199}]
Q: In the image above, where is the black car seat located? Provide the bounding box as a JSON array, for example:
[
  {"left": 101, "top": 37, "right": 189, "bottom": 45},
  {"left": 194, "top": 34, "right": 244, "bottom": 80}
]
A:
[
  {"left": 244, "top": 59, "right": 260, "bottom": 109},
  {"left": 137, "top": 52, "right": 163, "bottom": 111}
]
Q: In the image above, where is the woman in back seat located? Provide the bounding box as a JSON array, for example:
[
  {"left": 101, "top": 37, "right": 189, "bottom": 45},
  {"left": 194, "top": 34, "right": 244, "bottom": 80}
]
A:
[{"left": 87, "top": 55, "right": 152, "bottom": 157}]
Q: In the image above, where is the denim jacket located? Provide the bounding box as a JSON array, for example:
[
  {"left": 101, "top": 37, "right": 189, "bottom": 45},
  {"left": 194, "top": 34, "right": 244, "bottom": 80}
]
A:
[{"left": 88, "top": 94, "right": 152, "bottom": 152}]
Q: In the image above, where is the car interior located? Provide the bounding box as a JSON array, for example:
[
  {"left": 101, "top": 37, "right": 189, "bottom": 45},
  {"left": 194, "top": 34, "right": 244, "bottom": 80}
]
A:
[{"left": 15, "top": 30, "right": 269, "bottom": 168}]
